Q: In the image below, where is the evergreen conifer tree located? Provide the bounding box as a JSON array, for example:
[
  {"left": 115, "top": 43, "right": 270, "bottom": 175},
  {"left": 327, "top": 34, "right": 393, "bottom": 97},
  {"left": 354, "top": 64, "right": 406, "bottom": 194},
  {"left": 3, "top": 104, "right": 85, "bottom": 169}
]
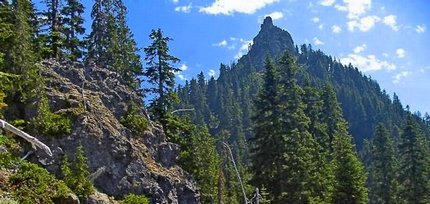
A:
[
  {"left": 398, "top": 116, "right": 430, "bottom": 203},
  {"left": 61, "top": 0, "right": 85, "bottom": 60},
  {"left": 367, "top": 124, "right": 398, "bottom": 204},
  {"left": 144, "top": 29, "right": 180, "bottom": 122}
]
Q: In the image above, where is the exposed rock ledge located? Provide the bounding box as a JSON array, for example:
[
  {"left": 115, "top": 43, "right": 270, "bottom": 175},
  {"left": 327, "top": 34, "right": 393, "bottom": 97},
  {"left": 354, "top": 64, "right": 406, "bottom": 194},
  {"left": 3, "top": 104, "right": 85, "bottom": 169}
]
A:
[{"left": 31, "top": 60, "right": 200, "bottom": 204}]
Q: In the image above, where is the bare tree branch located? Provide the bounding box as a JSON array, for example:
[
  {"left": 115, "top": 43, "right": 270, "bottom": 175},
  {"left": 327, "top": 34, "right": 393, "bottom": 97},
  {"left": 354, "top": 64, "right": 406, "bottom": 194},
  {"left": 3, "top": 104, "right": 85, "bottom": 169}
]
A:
[
  {"left": 0, "top": 119, "right": 52, "bottom": 157},
  {"left": 171, "top": 108, "right": 195, "bottom": 114}
]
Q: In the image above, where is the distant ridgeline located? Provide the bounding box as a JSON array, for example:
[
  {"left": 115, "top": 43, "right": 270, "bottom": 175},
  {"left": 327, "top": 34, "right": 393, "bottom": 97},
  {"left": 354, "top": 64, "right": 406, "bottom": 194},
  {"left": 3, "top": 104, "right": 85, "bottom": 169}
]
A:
[{"left": 175, "top": 16, "right": 430, "bottom": 150}]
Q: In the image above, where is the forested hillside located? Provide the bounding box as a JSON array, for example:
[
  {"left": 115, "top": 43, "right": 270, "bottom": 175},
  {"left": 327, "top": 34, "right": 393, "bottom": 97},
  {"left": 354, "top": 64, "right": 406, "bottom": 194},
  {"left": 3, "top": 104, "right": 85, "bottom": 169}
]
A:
[
  {"left": 175, "top": 16, "right": 430, "bottom": 203},
  {"left": 1, "top": 0, "right": 430, "bottom": 202}
]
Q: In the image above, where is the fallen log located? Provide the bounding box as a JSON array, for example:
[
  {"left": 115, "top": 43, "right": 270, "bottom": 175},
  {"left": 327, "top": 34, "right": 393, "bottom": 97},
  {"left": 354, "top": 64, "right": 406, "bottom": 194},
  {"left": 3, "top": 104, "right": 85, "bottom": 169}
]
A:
[{"left": 0, "top": 119, "right": 52, "bottom": 157}]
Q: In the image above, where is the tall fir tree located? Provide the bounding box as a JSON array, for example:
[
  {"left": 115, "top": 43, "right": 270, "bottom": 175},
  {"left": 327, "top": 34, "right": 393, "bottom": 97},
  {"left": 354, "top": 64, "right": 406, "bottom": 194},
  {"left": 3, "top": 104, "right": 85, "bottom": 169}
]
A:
[
  {"left": 398, "top": 116, "right": 430, "bottom": 203},
  {"left": 86, "top": 0, "right": 110, "bottom": 66},
  {"left": 61, "top": 0, "right": 85, "bottom": 60},
  {"left": 250, "top": 57, "right": 283, "bottom": 201},
  {"left": 144, "top": 28, "right": 180, "bottom": 123},
  {"left": 367, "top": 124, "right": 399, "bottom": 204},
  {"left": 321, "top": 85, "right": 368, "bottom": 204},
  {"left": 40, "top": 0, "right": 65, "bottom": 58}
]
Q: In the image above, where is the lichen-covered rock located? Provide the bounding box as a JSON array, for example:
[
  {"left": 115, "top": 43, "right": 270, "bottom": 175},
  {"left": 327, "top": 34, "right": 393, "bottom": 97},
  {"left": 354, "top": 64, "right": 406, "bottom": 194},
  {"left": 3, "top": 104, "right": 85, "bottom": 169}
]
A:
[{"left": 32, "top": 60, "right": 200, "bottom": 204}]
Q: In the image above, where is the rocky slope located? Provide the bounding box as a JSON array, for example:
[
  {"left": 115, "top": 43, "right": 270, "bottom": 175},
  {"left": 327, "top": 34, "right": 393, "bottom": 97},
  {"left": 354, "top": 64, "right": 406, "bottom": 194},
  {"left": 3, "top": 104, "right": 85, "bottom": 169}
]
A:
[{"left": 32, "top": 60, "right": 200, "bottom": 203}]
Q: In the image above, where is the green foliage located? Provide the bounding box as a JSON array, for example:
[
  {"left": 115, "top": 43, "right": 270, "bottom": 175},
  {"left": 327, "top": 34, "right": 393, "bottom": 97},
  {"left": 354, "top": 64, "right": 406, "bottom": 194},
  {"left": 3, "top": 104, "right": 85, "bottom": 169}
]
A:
[
  {"left": 164, "top": 114, "right": 221, "bottom": 203},
  {"left": 144, "top": 28, "right": 180, "bottom": 122},
  {"left": 120, "top": 194, "right": 150, "bottom": 204},
  {"left": 367, "top": 124, "right": 399, "bottom": 203},
  {"left": 30, "top": 97, "right": 72, "bottom": 137},
  {"left": 87, "top": 0, "right": 142, "bottom": 88},
  {"left": 60, "top": 145, "right": 95, "bottom": 199},
  {"left": 61, "top": 0, "right": 85, "bottom": 60},
  {"left": 120, "top": 105, "right": 149, "bottom": 134},
  {"left": 397, "top": 116, "right": 430, "bottom": 203},
  {"left": 0, "top": 197, "right": 18, "bottom": 204},
  {"left": 0, "top": 136, "right": 20, "bottom": 168},
  {"left": 9, "top": 162, "right": 71, "bottom": 204}
]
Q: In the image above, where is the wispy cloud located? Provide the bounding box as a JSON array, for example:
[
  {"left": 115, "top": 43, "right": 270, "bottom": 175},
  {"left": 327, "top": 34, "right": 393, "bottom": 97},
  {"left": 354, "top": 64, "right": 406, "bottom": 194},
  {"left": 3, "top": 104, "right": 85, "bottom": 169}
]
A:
[
  {"left": 175, "top": 63, "right": 189, "bottom": 81},
  {"left": 208, "top": 69, "right": 216, "bottom": 77},
  {"left": 175, "top": 3, "right": 192, "bottom": 13},
  {"left": 265, "top": 11, "right": 284, "bottom": 20},
  {"left": 313, "top": 37, "right": 324, "bottom": 45},
  {"left": 332, "top": 25, "right": 342, "bottom": 33},
  {"left": 213, "top": 40, "right": 228, "bottom": 47},
  {"left": 393, "top": 71, "right": 410, "bottom": 84},
  {"left": 340, "top": 53, "right": 396, "bottom": 72},
  {"left": 353, "top": 44, "right": 367, "bottom": 53},
  {"left": 416, "top": 24, "right": 426, "bottom": 33},
  {"left": 334, "top": 0, "right": 372, "bottom": 19},
  {"left": 382, "top": 15, "right": 399, "bottom": 31},
  {"left": 347, "top": 15, "right": 380, "bottom": 32},
  {"left": 200, "top": 0, "right": 280, "bottom": 15},
  {"left": 171, "top": 0, "right": 179, "bottom": 4},
  {"left": 235, "top": 39, "right": 253, "bottom": 59},
  {"left": 312, "top": 17, "right": 320, "bottom": 23},
  {"left": 396, "top": 48, "right": 406, "bottom": 58},
  {"left": 320, "top": 0, "right": 335, "bottom": 6}
]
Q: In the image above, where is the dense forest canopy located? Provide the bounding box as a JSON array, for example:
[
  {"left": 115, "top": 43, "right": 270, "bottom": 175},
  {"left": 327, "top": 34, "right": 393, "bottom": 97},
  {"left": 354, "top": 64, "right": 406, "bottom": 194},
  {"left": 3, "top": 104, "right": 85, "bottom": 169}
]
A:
[{"left": 1, "top": 0, "right": 430, "bottom": 203}]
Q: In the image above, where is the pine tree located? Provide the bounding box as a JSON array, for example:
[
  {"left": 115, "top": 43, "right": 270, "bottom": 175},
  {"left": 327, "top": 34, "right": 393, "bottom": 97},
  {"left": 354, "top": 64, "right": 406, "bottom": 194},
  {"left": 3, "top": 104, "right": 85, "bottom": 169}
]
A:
[
  {"left": 87, "top": 0, "right": 110, "bottom": 66},
  {"left": 367, "top": 124, "right": 398, "bottom": 204},
  {"left": 251, "top": 54, "right": 320, "bottom": 203},
  {"left": 398, "top": 116, "right": 430, "bottom": 203},
  {"left": 321, "top": 85, "right": 368, "bottom": 203},
  {"left": 40, "top": 0, "right": 65, "bottom": 58},
  {"left": 3, "top": 0, "right": 43, "bottom": 119},
  {"left": 277, "top": 52, "right": 320, "bottom": 203},
  {"left": 144, "top": 29, "right": 180, "bottom": 122},
  {"left": 61, "top": 0, "right": 85, "bottom": 60},
  {"left": 250, "top": 57, "right": 283, "bottom": 201}
]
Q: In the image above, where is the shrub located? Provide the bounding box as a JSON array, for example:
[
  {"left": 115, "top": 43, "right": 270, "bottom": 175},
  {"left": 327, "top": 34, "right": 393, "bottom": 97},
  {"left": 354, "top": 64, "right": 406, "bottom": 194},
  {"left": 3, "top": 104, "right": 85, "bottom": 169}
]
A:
[
  {"left": 120, "top": 194, "right": 150, "bottom": 204},
  {"left": 9, "top": 162, "right": 71, "bottom": 204},
  {"left": 30, "top": 97, "right": 72, "bottom": 137},
  {"left": 121, "top": 105, "right": 148, "bottom": 134},
  {"left": 60, "top": 145, "right": 94, "bottom": 200}
]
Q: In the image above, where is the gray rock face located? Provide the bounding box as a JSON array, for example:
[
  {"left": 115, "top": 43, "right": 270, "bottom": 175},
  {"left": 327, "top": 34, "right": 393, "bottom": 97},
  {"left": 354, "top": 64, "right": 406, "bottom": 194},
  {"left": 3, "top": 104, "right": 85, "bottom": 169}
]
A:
[
  {"left": 238, "top": 16, "right": 296, "bottom": 70},
  {"left": 33, "top": 60, "right": 200, "bottom": 204}
]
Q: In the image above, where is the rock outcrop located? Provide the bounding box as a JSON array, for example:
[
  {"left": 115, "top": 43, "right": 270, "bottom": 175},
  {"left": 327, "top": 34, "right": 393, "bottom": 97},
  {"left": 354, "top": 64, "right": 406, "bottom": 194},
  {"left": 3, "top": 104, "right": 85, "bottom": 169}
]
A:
[
  {"left": 32, "top": 60, "right": 200, "bottom": 204},
  {"left": 238, "top": 16, "right": 296, "bottom": 70}
]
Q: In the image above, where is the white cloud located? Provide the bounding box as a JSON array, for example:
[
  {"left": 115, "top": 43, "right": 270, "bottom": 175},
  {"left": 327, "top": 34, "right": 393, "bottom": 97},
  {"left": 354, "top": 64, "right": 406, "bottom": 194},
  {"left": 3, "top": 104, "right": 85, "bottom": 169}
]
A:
[
  {"left": 353, "top": 44, "right": 367, "bottom": 53},
  {"left": 312, "top": 17, "right": 320, "bottom": 23},
  {"left": 175, "top": 64, "right": 188, "bottom": 80},
  {"left": 332, "top": 25, "right": 342, "bottom": 33},
  {"left": 382, "top": 53, "right": 389, "bottom": 58},
  {"left": 179, "top": 63, "right": 188, "bottom": 71},
  {"left": 265, "top": 11, "right": 284, "bottom": 20},
  {"left": 175, "top": 3, "right": 192, "bottom": 13},
  {"left": 393, "top": 71, "right": 410, "bottom": 84},
  {"left": 318, "top": 24, "right": 324, "bottom": 30},
  {"left": 200, "top": 0, "right": 279, "bottom": 15},
  {"left": 340, "top": 54, "right": 396, "bottom": 72},
  {"left": 208, "top": 69, "right": 216, "bottom": 77},
  {"left": 213, "top": 40, "right": 228, "bottom": 47},
  {"left": 396, "top": 48, "right": 406, "bottom": 58},
  {"left": 335, "top": 0, "right": 372, "bottom": 19},
  {"left": 235, "top": 39, "right": 253, "bottom": 59},
  {"left": 382, "top": 15, "right": 399, "bottom": 31},
  {"left": 347, "top": 15, "right": 380, "bottom": 32},
  {"left": 172, "top": 0, "right": 179, "bottom": 4},
  {"left": 313, "top": 37, "right": 324, "bottom": 45},
  {"left": 320, "top": 0, "right": 335, "bottom": 6},
  {"left": 416, "top": 24, "right": 426, "bottom": 33}
]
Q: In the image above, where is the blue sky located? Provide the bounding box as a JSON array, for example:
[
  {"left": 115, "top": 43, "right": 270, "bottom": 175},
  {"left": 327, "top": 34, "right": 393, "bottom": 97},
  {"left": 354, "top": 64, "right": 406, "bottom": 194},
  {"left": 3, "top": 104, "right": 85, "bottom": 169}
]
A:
[{"left": 58, "top": 0, "right": 430, "bottom": 113}]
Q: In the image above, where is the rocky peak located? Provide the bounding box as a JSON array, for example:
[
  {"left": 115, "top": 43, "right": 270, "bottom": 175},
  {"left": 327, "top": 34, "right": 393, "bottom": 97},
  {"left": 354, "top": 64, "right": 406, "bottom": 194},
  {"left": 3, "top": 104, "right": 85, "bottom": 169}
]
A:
[
  {"left": 261, "top": 16, "right": 274, "bottom": 30},
  {"left": 33, "top": 60, "right": 200, "bottom": 204},
  {"left": 238, "top": 15, "right": 296, "bottom": 70}
]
